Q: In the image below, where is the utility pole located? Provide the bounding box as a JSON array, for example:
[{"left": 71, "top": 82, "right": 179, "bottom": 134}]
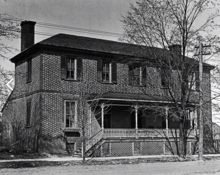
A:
[{"left": 195, "top": 40, "right": 211, "bottom": 161}]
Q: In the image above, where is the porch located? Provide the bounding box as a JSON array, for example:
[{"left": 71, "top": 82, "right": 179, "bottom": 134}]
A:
[
  {"left": 85, "top": 93, "right": 198, "bottom": 156},
  {"left": 103, "top": 128, "right": 196, "bottom": 139},
  {"left": 89, "top": 104, "right": 197, "bottom": 139}
]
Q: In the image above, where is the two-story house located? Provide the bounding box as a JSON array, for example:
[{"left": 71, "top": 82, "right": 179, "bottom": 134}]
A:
[{"left": 2, "top": 21, "right": 214, "bottom": 156}]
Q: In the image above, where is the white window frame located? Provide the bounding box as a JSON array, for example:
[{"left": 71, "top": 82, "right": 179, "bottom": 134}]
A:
[
  {"left": 102, "top": 62, "right": 112, "bottom": 83},
  {"left": 130, "top": 67, "right": 143, "bottom": 86},
  {"left": 64, "top": 100, "right": 77, "bottom": 129},
  {"left": 66, "top": 58, "right": 77, "bottom": 80},
  {"left": 188, "top": 73, "right": 196, "bottom": 90},
  {"left": 189, "top": 109, "right": 197, "bottom": 129}
]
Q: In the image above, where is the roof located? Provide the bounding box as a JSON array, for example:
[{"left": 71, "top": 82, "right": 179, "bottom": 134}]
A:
[
  {"left": 10, "top": 33, "right": 215, "bottom": 69},
  {"left": 88, "top": 92, "right": 198, "bottom": 105}
]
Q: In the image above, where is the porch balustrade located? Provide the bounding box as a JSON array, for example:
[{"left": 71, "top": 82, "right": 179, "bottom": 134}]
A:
[{"left": 103, "top": 128, "right": 196, "bottom": 138}]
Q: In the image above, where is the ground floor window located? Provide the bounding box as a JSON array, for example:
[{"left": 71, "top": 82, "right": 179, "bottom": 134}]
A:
[{"left": 64, "top": 100, "right": 77, "bottom": 128}]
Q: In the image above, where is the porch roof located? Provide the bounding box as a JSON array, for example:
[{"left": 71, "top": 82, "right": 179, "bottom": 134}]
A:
[{"left": 88, "top": 92, "right": 198, "bottom": 106}]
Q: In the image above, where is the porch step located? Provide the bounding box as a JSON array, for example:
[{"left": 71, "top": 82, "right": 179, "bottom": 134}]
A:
[
  {"left": 86, "top": 139, "right": 105, "bottom": 157},
  {"left": 72, "top": 148, "right": 82, "bottom": 157}
]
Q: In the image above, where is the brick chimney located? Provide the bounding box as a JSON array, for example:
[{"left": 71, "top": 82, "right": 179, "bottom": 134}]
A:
[
  {"left": 20, "top": 21, "right": 36, "bottom": 52},
  {"left": 168, "top": 44, "right": 181, "bottom": 56}
]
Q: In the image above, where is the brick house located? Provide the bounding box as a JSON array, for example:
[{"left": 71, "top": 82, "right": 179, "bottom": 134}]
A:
[{"left": 2, "top": 21, "right": 214, "bottom": 156}]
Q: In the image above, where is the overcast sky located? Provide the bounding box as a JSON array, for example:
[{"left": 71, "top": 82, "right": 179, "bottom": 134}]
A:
[{"left": 1, "top": 0, "right": 135, "bottom": 70}]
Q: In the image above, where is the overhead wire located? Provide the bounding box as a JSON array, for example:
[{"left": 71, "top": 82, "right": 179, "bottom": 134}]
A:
[{"left": 2, "top": 16, "right": 123, "bottom": 38}]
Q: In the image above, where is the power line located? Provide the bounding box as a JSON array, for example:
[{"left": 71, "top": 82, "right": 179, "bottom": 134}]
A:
[{"left": 2, "top": 17, "right": 123, "bottom": 38}]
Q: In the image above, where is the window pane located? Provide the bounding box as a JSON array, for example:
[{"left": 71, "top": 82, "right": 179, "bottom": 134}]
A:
[
  {"left": 67, "top": 58, "right": 75, "bottom": 79},
  {"left": 65, "top": 101, "right": 76, "bottom": 128},
  {"left": 102, "top": 62, "right": 110, "bottom": 82},
  {"left": 129, "top": 67, "right": 141, "bottom": 85}
]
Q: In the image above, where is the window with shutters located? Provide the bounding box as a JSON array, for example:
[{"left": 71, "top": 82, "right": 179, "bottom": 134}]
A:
[
  {"left": 61, "top": 56, "right": 82, "bottom": 81},
  {"left": 188, "top": 72, "right": 199, "bottom": 91},
  {"left": 26, "top": 59, "right": 32, "bottom": 83},
  {"left": 161, "top": 68, "right": 170, "bottom": 88},
  {"left": 97, "top": 60, "right": 117, "bottom": 84},
  {"left": 26, "top": 100, "right": 31, "bottom": 127},
  {"left": 129, "top": 66, "right": 146, "bottom": 86},
  {"left": 102, "top": 62, "right": 111, "bottom": 82},
  {"left": 64, "top": 100, "right": 77, "bottom": 128}
]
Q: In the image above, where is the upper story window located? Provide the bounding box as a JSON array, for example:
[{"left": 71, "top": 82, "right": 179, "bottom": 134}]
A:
[
  {"left": 97, "top": 60, "right": 117, "bottom": 83},
  {"left": 129, "top": 65, "right": 146, "bottom": 86},
  {"left": 160, "top": 68, "right": 170, "bottom": 88},
  {"left": 64, "top": 100, "right": 77, "bottom": 128},
  {"left": 61, "top": 56, "right": 82, "bottom": 81},
  {"left": 102, "top": 62, "right": 111, "bottom": 82},
  {"left": 188, "top": 72, "right": 199, "bottom": 91},
  {"left": 26, "top": 58, "right": 32, "bottom": 83}
]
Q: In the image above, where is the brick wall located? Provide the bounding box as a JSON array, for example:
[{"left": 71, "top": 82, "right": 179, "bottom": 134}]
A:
[
  {"left": 42, "top": 53, "right": 169, "bottom": 95},
  {"left": 12, "top": 54, "right": 41, "bottom": 98},
  {"left": 2, "top": 50, "right": 213, "bottom": 154}
]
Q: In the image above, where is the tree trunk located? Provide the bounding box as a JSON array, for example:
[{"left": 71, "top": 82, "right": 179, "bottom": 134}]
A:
[
  {"left": 179, "top": 120, "right": 185, "bottom": 157},
  {"left": 82, "top": 123, "right": 86, "bottom": 163}
]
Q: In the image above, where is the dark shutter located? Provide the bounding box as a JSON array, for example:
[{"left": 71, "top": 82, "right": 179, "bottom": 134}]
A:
[
  {"left": 77, "top": 57, "right": 83, "bottom": 81},
  {"left": 97, "top": 59, "right": 102, "bottom": 82},
  {"left": 112, "top": 62, "right": 117, "bottom": 84},
  {"left": 195, "top": 72, "right": 200, "bottom": 91},
  {"left": 26, "top": 101, "right": 31, "bottom": 127},
  {"left": 142, "top": 67, "right": 146, "bottom": 86},
  {"left": 61, "top": 56, "right": 67, "bottom": 80}
]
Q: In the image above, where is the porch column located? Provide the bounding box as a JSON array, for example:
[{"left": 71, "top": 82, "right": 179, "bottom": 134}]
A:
[
  {"left": 89, "top": 106, "right": 92, "bottom": 137},
  {"left": 135, "top": 105, "right": 139, "bottom": 138},
  {"left": 101, "top": 103, "right": 105, "bottom": 130},
  {"left": 165, "top": 107, "right": 169, "bottom": 137},
  {"left": 193, "top": 109, "right": 198, "bottom": 135},
  {"left": 190, "top": 110, "right": 193, "bottom": 129}
]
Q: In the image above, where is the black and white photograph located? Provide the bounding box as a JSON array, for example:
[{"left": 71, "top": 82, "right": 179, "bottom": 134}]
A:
[{"left": 0, "top": 0, "right": 220, "bottom": 174}]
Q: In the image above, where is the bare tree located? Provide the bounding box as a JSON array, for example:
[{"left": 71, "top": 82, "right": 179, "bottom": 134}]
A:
[
  {"left": 121, "top": 0, "right": 220, "bottom": 157},
  {"left": 0, "top": 13, "right": 20, "bottom": 110},
  {"left": 0, "top": 13, "right": 19, "bottom": 59}
]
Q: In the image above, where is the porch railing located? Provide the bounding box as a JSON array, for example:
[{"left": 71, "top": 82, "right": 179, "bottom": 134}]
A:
[
  {"left": 85, "top": 129, "right": 103, "bottom": 152},
  {"left": 103, "top": 128, "right": 196, "bottom": 138}
]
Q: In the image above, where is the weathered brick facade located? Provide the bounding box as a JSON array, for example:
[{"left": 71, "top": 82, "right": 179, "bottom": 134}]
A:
[{"left": 2, "top": 31, "right": 213, "bottom": 155}]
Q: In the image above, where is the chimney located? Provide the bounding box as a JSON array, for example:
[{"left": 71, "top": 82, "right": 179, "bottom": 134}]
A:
[
  {"left": 168, "top": 44, "right": 181, "bottom": 56},
  {"left": 20, "top": 21, "right": 36, "bottom": 52}
]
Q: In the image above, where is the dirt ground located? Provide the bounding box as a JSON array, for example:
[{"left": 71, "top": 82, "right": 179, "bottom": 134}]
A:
[
  {"left": 0, "top": 159, "right": 220, "bottom": 175},
  {"left": 1, "top": 152, "right": 220, "bottom": 174}
]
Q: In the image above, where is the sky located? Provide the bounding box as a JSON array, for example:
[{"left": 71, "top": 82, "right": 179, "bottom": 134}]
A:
[
  {"left": 1, "top": 0, "right": 220, "bottom": 125},
  {"left": 0, "top": 0, "right": 135, "bottom": 70}
]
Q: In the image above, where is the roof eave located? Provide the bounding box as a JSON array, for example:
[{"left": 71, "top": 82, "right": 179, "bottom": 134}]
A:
[{"left": 10, "top": 44, "right": 42, "bottom": 63}]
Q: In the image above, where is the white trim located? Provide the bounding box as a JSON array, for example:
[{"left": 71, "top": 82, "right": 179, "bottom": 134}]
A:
[
  {"left": 109, "top": 62, "right": 112, "bottom": 83},
  {"left": 64, "top": 100, "right": 77, "bottom": 129},
  {"left": 74, "top": 59, "right": 77, "bottom": 80}
]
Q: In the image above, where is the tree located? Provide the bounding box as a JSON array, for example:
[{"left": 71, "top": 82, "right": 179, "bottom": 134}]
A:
[
  {"left": 121, "top": 0, "right": 220, "bottom": 157},
  {"left": 0, "top": 13, "right": 19, "bottom": 110},
  {"left": 0, "top": 13, "right": 20, "bottom": 59}
]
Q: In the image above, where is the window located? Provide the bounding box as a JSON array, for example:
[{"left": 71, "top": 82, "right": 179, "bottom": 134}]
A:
[
  {"left": 188, "top": 72, "right": 199, "bottom": 91},
  {"left": 97, "top": 60, "right": 117, "bottom": 83},
  {"left": 129, "top": 66, "right": 146, "bottom": 86},
  {"left": 67, "top": 58, "right": 76, "bottom": 79},
  {"left": 64, "top": 101, "right": 77, "bottom": 128},
  {"left": 61, "top": 56, "right": 82, "bottom": 80},
  {"left": 102, "top": 62, "right": 111, "bottom": 82},
  {"left": 26, "top": 59, "right": 32, "bottom": 83},
  {"left": 161, "top": 68, "right": 170, "bottom": 88},
  {"left": 26, "top": 100, "right": 31, "bottom": 127}
]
